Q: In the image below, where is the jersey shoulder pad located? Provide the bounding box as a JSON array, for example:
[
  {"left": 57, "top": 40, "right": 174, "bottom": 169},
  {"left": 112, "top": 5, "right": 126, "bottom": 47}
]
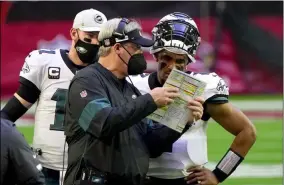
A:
[
  {"left": 20, "top": 49, "right": 57, "bottom": 89},
  {"left": 128, "top": 73, "right": 151, "bottom": 95},
  {"left": 128, "top": 73, "right": 149, "bottom": 83},
  {"left": 23, "top": 49, "right": 57, "bottom": 70},
  {"left": 192, "top": 72, "right": 229, "bottom": 100}
]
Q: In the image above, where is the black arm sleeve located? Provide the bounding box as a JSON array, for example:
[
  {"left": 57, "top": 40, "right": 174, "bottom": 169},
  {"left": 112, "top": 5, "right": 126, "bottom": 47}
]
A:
[
  {"left": 1, "top": 77, "right": 40, "bottom": 122},
  {"left": 68, "top": 77, "right": 157, "bottom": 138},
  {"left": 144, "top": 122, "right": 190, "bottom": 158},
  {"left": 9, "top": 128, "right": 45, "bottom": 185},
  {"left": 18, "top": 77, "right": 41, "bottom": 103},
  {"left": 1, "top": 96, "right": 28, "bottom": 122}
]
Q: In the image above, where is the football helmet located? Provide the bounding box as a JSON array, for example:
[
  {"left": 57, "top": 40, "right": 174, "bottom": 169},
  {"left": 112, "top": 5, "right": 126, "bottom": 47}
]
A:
[{"left": 150, "top": 12, "right": 201, "bottom": 63}]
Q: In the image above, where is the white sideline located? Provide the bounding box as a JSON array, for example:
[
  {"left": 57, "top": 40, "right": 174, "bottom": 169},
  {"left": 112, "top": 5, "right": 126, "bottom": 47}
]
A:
[
  {"left": 1, "top": 100, "right": 282, "bottom": 115},
  {"left": 2, "top": 99, "right": 283, "bottom": 179},
  {"left": 205, "top": 162, "right": 283, "bottom": 178}
]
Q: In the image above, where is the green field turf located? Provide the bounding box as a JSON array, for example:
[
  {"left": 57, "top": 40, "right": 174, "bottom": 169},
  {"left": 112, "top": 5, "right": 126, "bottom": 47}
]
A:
[
  {"left": 207, "top": 120, "right": 282, "bottom": 164},
  {"left": 222, "top": 177, "right": 282, "bottom": 185},
  {"left": 17, "top": 119, "right": 283, "bottom": 185}
]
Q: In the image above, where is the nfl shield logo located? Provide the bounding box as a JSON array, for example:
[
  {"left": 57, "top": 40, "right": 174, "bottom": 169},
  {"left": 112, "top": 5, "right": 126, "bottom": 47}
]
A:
[{"left": 80, "top": 90, "right": 87, "bottom": 98}]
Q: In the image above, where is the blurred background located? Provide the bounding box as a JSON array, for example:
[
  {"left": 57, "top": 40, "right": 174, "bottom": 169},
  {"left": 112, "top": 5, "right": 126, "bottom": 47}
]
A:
[{"left": 1, "top": 1, "right": 283, "bottom": 185}]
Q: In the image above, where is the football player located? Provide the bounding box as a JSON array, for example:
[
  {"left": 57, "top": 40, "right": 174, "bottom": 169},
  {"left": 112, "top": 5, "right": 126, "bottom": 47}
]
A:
[
  {"left": 1, "top": 9, "right": 107, "bottom": 185},
  {"left": 129, "top": 12, "right": 256, "bottom": 185}
]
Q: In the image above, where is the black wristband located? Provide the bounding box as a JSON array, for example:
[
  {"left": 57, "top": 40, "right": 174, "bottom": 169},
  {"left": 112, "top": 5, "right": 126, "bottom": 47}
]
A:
[
  {"left": 212, "top": 148, "right": 244, "bottom": 183},
  {"left": 212, "top": 168, "right": 228, "bottom": 183}
]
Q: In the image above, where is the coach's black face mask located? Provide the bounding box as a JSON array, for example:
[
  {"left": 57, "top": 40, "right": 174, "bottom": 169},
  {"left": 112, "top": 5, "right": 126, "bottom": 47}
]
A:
[
  {"left": 75, "top": 39, "right": 100, "bottom": 64},
  {"left": 127, "top": 53, "right": 147, "bottom": 75},
  {"left": 118, "top": 45, "right": 147, "bottom": 75}
]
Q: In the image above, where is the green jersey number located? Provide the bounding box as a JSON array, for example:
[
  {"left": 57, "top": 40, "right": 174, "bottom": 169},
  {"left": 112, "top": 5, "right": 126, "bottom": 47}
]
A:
[{"left": 49, "top": 88, "right": 68, "bottom": 131}]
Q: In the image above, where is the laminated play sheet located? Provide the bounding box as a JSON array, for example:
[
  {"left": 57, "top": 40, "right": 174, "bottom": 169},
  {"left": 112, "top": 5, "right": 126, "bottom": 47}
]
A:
[{"left": 147, "top": 69, "right": 207, "bottom": 133}]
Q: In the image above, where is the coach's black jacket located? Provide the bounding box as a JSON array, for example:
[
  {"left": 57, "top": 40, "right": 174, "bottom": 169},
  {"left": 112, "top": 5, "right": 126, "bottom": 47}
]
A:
[
  {"left": 63, "top": 63, "right": 189, "bottom": 185},
  {"left": 1, "top": 118, "right": 45, "bottom": 185}
]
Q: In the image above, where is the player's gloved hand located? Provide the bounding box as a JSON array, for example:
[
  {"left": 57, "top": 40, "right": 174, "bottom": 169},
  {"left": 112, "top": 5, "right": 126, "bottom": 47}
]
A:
[
  {"left": 185, "top": 166, "right": 219, "bottom": 185},
  {"left": 187, "top": 96, "right": 205, "bottom": 123},
  {"left": 149, "top": 87, "right": 180, "bottom": 108}
]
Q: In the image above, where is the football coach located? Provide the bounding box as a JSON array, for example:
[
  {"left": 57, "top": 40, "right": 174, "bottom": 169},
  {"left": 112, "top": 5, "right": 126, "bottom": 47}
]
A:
[
  {"left": 1, "top": 118, "right": 45, "bottom": 185},
  {"left": 63, "top": 18, "right": 204, "bottom": 185}
]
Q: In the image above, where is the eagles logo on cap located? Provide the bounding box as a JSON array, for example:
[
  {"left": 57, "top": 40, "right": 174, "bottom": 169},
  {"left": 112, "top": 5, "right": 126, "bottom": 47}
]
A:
[{"left": 94, "top": 14, "right": 103, "bottom": 24}]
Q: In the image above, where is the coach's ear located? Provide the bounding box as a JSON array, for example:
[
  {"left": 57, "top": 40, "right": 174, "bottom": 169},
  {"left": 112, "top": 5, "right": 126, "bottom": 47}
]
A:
[{"left": 114, "top": 43, "right": 123, "bottom": 55}]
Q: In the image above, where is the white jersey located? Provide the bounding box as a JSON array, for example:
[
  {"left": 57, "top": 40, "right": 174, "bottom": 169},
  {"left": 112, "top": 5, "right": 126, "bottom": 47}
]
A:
[
  {"left": 19, "top": 49, "right": 81, "bottom": 171},
  {"left": 128, "top": 72, "right": 229, "bottom": 179}
]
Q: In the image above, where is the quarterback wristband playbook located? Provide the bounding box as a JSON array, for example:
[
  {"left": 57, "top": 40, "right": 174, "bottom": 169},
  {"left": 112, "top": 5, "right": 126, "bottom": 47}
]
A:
[{"left": 212, "top": 149, "right": 244, "bottom": 183}]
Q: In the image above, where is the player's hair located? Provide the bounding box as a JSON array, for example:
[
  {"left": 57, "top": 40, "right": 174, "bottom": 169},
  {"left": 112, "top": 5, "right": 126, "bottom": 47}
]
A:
[{"left": 98, "top": 18, "right": 142, "bottom": 57}]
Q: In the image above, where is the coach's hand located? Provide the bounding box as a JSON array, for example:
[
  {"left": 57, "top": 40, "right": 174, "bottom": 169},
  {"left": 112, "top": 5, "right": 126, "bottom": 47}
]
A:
[
  {"left": 150, "top": 87, "right": 179, "bottom": 108},
  {"left": 185, "top": 166, "right": 219, "bottom": 185},
  {"left": 187, "top": 97, "right": 204, "bottom": 123}
]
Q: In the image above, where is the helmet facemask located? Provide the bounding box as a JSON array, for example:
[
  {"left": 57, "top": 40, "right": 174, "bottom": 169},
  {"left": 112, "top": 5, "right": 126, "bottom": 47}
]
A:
[{"left": 151, "top": 17, "right": 201, "bottom": 63}]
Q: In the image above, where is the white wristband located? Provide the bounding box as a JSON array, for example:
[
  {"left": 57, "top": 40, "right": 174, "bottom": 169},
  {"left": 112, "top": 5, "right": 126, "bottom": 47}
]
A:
[{"left": 217, "top": 149, "right": 243, "bottom": 175}]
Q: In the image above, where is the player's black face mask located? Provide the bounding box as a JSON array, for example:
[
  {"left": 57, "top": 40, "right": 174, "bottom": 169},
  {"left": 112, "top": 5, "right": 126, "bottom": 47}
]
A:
[
  {"left": 118, "top": 45, "right": 147, "bottom": 75},
  {"left": 75, "top": 37, "right": 100, "bottom": 64}
]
